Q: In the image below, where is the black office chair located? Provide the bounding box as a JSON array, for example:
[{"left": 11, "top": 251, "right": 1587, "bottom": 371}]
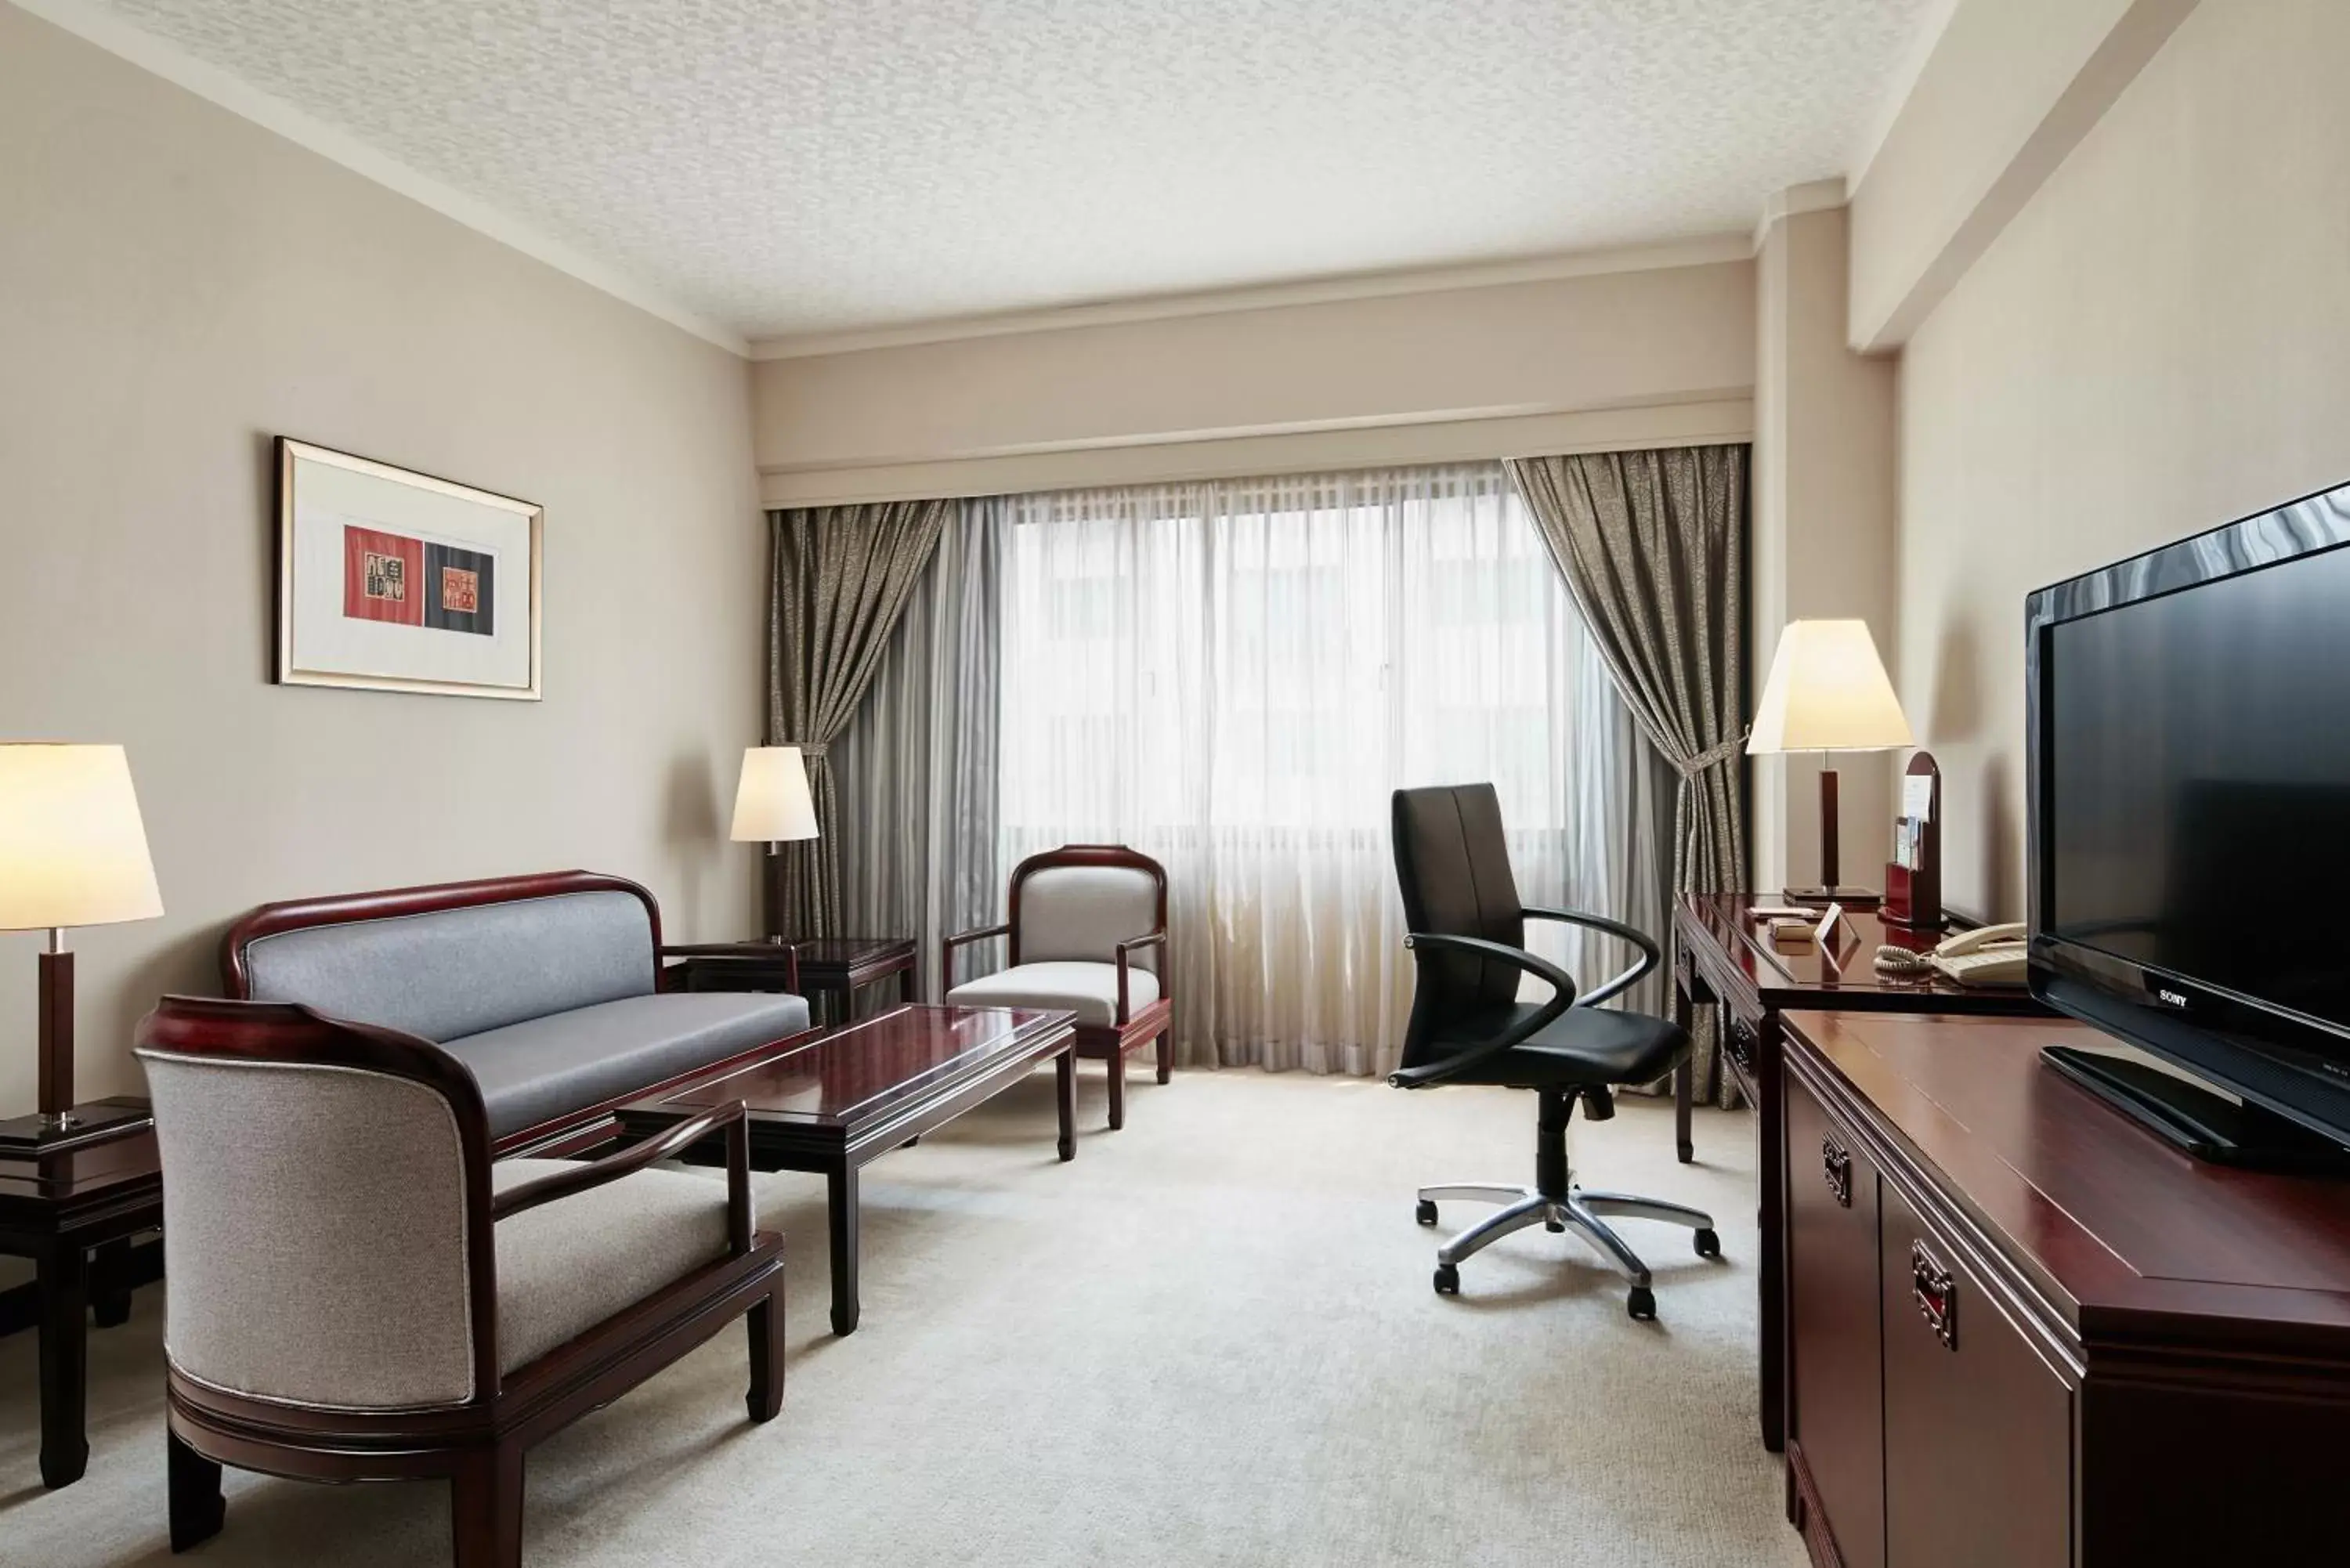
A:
[{"left": 1389, "top": 782, "right": 1719, "bottom": 1320}]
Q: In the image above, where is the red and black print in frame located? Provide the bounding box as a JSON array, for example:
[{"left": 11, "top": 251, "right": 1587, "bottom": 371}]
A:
[{"left": 341, "top": 525, "right": 495, "bottom": 635}]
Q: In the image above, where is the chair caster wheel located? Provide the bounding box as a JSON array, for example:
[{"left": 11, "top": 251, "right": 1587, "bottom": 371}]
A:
[
  {"left": 1544, "top": 1215, "right": 1565, "bottom": 1233},
  {"left": 1627, "top": 1286, "right": 1657, "bottom": 1321},
  {"left": 1694, "top": 1227, "right": 1722, "bottom": 1259},
  {"left": 1434, "top": 1263, "right": 1460, "bottom": 1295},
  {"left": 1415, "top": 1199, "right": 1439, "bottom": 1227}
]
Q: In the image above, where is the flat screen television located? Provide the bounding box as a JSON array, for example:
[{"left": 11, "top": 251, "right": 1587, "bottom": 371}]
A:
[{"left": 2027, "top": 475, "right": 2350, "bottom": 1165}]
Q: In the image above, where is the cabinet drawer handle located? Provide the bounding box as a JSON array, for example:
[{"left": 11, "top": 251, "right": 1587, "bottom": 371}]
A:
[
  {"left": 1911, "top": 1240, "right": 1958, "bottom": 1350},
  {"left": 1726, "top": 1017, "right": 1758, "bottom": 1074},
  {"left": 1820, "top": 1136, "right": 1853, "bottom": 1209}
]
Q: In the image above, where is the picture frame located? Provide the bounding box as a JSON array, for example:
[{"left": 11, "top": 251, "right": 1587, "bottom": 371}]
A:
[{"left": 275, "top": 437, "right": 544, "bottom": 700}]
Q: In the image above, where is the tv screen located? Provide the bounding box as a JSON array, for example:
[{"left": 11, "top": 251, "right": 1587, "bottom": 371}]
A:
[
  {"left": 2047, "top": 540, "right": 2350, "bottom": 1033},
  {"left": 2029, "top": 477, "right": 2350, "bottom": 1145}
]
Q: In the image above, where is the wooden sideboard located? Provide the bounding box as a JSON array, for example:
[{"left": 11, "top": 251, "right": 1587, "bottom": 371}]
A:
[
  {"left": 1780, "top": 1010, "right": 2350, "bottom": 1567},
  {"left": 1672, "top": 893, "right": 2048, "bottom": 1450}
]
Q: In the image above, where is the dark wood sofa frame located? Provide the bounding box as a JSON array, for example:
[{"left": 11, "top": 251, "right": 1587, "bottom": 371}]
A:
[
  {"left": 943, "top": 844, "right": 1173, "bottom": 1130},
  {"left": 221, "top": 870, "right": 818, "bottom": 1158},
  {"left": 139, "top": 995, "right": 785, "bottom": 1568}
]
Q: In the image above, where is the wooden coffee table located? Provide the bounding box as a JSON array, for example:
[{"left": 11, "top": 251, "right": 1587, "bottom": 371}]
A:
[{"left": 618, "top": 1003, "right": 1076, "bottom": 1335}]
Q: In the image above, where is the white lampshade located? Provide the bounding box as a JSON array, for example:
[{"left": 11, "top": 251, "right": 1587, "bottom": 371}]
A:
[
  {"left": 0, "top": 743, "right": 164, "bottom": 930},
  {"left": 1747, "top": 620, "right": 1914, "bottom": 755},
  {"left": 729, "top": 746, "right": 819, "bottom": 843}
]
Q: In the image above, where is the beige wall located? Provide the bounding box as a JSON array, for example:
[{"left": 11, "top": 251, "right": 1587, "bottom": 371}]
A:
[
  {"left": 1894, "top": 0, "right": 2350, "bottom": 916},
  {"left": 751, "top": 259, "right": 1756, "bottom": 504},
  {"left": 0, "top": 5, "right": 767, "bottom": 1117},
  {"left": 1751, "top": 203, "right": 1900, "bottom": 893},
  {"left": 1847, "top": 0, "right": 2199, "bottom": 350}
]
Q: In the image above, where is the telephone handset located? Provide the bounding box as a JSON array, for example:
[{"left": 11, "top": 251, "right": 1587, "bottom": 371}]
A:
[{"left": 1875, "top": 922, "right": 2028, "bottom": 987}]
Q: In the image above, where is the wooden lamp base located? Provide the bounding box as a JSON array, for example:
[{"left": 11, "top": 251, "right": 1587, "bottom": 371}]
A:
[
  {"left": 0, "top": 945, "right": 151, "bottom": 1153},
  {"left": 1783, "top": 766, "right": 1879, "bottom": 906},
  {"left": 0, "top": 1098, "right": 154, "bottom": 1154}
]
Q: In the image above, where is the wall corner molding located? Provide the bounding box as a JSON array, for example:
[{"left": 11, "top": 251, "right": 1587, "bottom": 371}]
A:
[
  {"left": 747, "top": 233, "right": 1755, "bottom": 361},
  {"left": 1751, "top": 178, "right": 1849, "bottom": 253}
]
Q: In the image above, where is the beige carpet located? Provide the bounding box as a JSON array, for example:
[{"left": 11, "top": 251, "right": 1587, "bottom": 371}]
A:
[{"left": 2, "top": 1069, "right": 1802, "bottom": 1567}]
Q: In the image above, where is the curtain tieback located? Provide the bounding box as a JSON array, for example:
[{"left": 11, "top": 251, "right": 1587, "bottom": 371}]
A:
[
  {"left": 779, "top": 741, "right": 829, "bottom": 760},
  {"left": 1672, "top": 732, "right": 1747, "bottom": 780}
]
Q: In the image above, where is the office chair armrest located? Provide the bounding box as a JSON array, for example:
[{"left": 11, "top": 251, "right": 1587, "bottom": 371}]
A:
[
  {"left": 1386, "top": 933, "right": 1577, "bottom": 1089},
  {"left": 1520, "top": 906, "right": 1661, "bottom": 1010}
]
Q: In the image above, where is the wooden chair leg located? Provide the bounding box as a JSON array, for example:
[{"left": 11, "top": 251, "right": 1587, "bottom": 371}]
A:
[
  {"left": 746, "top": 1285, "right": 785, "bottom": 1422},
  {"left": 1155, "top": 1027, "right": 1173, "bottom": 1086},
  {"left": 452, "top": 1444, "right": 526, "bottom": 1568},
  {"left": 167, "top": 1429, "right": 225, "bottom": 1552},
  {"left": 1106, "top": 1051, "right": 1126, "bottom": 1130}
]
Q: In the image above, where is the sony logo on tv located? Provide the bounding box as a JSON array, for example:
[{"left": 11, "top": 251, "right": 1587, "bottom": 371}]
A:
[{"left": 2154, "top": 987, "right": 2191, "bottom": 1010}]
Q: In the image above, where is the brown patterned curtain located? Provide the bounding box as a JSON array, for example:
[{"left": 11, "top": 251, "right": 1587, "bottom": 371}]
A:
[
  {"left": 766, "top": 499, "right": 953, "bottom": 938},
  {"left": 1507, "top": 446, "right": 1750, "bottom": 1107}
]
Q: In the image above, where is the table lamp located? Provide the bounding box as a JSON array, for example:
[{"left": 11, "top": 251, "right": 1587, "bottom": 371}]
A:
[
  {"left": 730, "top": 746, "right": 820, "bottom": 853},
  {"left": 0, "top": 743, "right": 164, "bottom": 1151},
  {"left": 732, "top": 746, "right": 821, "bottom": 946},
  {"left": 1747, "top": 620, "right": 1914, "bottom": 903}
]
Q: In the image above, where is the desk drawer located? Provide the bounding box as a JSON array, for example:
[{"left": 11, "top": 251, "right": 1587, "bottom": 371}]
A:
[
  {"left": 1879, "top": 1180, "right": 2073, "bottom": 1568},
  {"left": 1786, "top": 1072, "right": 1885, "bottom": 1568}
]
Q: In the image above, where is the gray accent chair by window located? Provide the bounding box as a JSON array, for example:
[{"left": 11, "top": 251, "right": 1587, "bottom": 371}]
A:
[
  {"left": 222, "top": 870, "right": 813, "bottom": 1154},
  {"left": 942, "top": 845, "right": 1173, "bottom": 1129},
  {"left": 136, "top": 995, "right": 785, "bottom": 1568}
]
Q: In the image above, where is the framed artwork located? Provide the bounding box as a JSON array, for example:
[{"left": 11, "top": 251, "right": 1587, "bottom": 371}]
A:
[{"left": 276, "top": 437, "right": 543, "bottom": 699}]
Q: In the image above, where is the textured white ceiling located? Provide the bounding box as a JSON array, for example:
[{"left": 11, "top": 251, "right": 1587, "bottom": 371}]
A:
[{"left": 85, "top": 0, "right": 1932, "bottom": 341}]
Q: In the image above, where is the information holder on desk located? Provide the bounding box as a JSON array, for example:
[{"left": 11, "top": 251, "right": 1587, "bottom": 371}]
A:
[{"left": 1884, "top": 751, "right": 1941, "bottom": 930}]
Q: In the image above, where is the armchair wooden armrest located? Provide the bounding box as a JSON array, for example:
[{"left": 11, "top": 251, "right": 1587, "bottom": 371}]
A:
[
  {"left": 941, "top": 922, "right": 1010, "bottom": 997},
  {"left": 494, "top": 1100, "right": 755, "bottom": 1252},
  {"left": 1112, "top": 929, "right": 1168, "bottom": 1025}
]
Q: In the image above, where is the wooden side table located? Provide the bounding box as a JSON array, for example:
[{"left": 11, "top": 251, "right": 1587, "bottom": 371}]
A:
[
  {"left": 1670, "top": 894, "right": 2050, "bottom": 1455},
  {"left": 0, "top": 1099, "right": 162, "bottom": 1489},
  {"left": 667, "top": 936, "right": 917, "bottom": 1026}
]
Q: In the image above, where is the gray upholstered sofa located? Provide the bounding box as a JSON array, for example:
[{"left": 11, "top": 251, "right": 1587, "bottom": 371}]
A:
[{"left": 221, "top": 870, "right": 810, "bottom": 1147}]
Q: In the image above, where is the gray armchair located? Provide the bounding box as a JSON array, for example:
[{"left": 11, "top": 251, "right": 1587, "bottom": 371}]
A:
[
  {"left": 943, "top": 844, "right": 1173, "bottom": 1129},
  {"left": 136, "top": 995, "right": 786, "bottom": 1568}
]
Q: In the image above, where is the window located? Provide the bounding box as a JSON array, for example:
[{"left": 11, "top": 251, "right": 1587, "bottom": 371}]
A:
[{"left": 996, "top": 461, "right": 1654, "bottom": 1073}]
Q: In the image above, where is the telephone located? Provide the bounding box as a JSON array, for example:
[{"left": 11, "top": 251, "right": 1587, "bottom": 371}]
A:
[{"left": 1875, "top": 922, "right": 2029, "bottom": 987}]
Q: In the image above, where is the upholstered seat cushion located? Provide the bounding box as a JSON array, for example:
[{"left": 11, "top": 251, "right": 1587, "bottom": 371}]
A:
[
  {"left": 490, "top": 1158, "right": 732, "bottom": 1374},
  {"left": 1430, "top": 1005, "right": 1690, "bottom": 1089},
  {"left": 945, "top": 960, "right": 1157, "bottom": 1028},
  {"left": 445, "top": 992, "right": 811, "bottom": 1137}
]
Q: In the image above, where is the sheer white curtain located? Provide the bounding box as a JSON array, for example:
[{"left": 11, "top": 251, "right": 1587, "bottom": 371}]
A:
[{"left": 998, "top": 462, "right": 1664, "bottom": 1077}]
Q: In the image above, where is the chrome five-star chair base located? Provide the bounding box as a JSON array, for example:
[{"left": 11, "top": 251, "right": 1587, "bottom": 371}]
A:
[{"left": 1415, "top": 1087, "right": 1719, "bottom": 1321}]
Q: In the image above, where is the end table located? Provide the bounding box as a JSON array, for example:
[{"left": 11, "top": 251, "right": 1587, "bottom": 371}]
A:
[
  {"left": 0, "top": 1098, "right": 162, "bottom": 1489},
  {"left": 666, "top": 936, "right": 917, "bottom": 1026}
]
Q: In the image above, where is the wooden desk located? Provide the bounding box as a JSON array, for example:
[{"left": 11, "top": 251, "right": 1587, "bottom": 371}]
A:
[
  {"left": 1669, "top": 893, "right": 2048, "bottom": 1451},
  {"left": 0, "top": 1103, "right": 161, "bottom": 1489},
  {"left": 1781, "top": 1010, "right": 2350, "bottom": 1566}
]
